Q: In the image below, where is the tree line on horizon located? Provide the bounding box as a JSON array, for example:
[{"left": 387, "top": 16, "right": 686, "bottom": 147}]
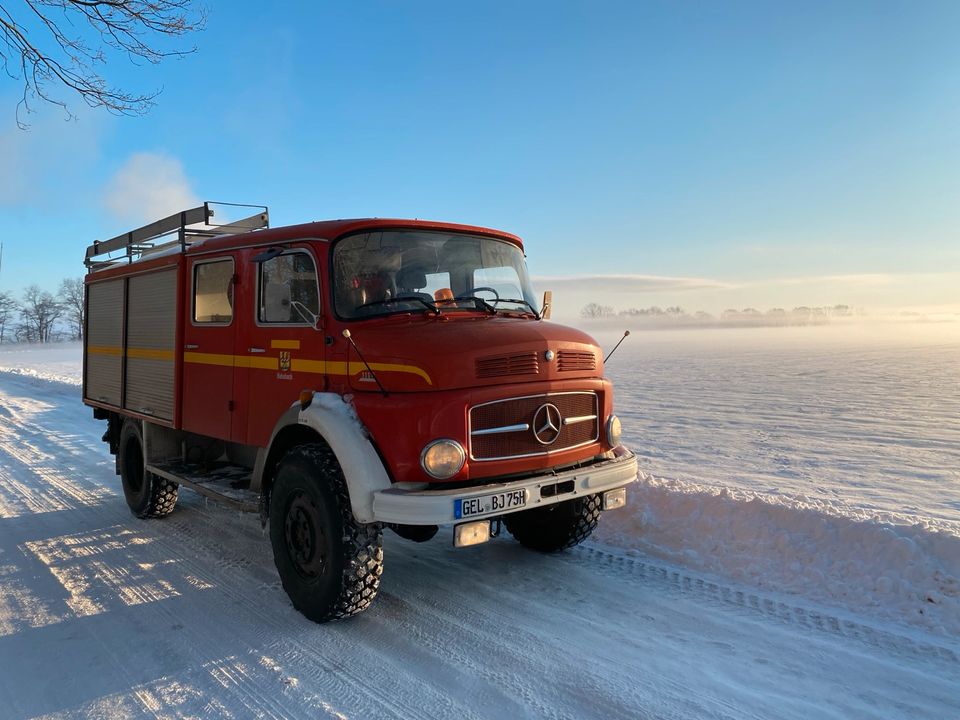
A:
[
  {"left": 580, "top": 303, "right": 856, "bottom": 326},
  {"left": 0, "top": 279, "right": 84, "bottom": 344}
]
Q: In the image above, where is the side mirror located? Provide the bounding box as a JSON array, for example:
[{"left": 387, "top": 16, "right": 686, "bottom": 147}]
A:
[
  {"left": 541, "top": 290, "right": 552, "bottom": 320},
  {"left": 252, "top": 246, "right": 286, "bottom": 263}
]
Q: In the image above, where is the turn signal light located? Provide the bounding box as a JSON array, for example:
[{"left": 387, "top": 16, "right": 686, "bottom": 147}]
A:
[
  {"left": 603, "top": 487, "right": 627, "bottom": 511},
  {"left": 299, "top": 390, "right": 313, "bottom": 410}
]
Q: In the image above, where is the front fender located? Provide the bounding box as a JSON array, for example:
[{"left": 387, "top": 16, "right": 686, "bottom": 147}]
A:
[{"left": 255, "top": 393, "right": 392, "bottom": 523}]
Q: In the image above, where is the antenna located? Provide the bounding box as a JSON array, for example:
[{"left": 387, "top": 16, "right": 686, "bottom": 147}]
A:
[
  {"left": 341, "top": 329, "right": 389, "bottom": 397},
  {"left": 603, "top": 330, "right": 630, "bottom": 363}
]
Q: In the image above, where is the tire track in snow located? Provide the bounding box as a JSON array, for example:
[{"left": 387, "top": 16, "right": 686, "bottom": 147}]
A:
[
  {"left": 573, "top": 545, "right": 960, "bottom": 664},
  {"left": 151, "top": 507, "right": 477, "bottom": 720},
  {"left": 0, "top": 392, "right": 112, "bottom": 518},
  {"left": 0, "top": 400, "right": 469, "bottom": 720},
  {"left": 0, "top": 387, "right": 326, "bottom": 720}
]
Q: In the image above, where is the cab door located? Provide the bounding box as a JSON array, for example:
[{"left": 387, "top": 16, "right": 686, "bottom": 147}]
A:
[
  {"left": 182, "top": 255, "right": 237, "bottom": 441},
  {"left": 244, "top": 246, "right": 324, "bottom": 447}
]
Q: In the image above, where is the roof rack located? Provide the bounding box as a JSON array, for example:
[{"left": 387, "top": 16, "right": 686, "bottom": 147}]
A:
[{"left": 85, "top": 201, "right": 269, "bottom": 270}]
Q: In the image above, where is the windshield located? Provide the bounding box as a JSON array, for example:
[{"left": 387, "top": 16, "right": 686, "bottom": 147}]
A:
[{"left": 333, "top": 230, "right": 539, "bottom": 319}]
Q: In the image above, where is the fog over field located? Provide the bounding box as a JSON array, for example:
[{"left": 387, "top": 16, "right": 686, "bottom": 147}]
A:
[
  {"left": 535, "top": 274, "right": 960, "bottom": 324},
  {"left": 591, "top": 321, "right": 960, "bottom": 522}
]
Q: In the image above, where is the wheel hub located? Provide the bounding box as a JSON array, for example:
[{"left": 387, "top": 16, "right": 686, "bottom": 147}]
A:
[{"left": 284, "top": 492, "right": 326, "bottom": 578}]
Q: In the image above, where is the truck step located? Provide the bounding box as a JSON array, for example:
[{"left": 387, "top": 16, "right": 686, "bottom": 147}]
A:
[{"left": 147, "top": 460, "right": 259, "bottom": 512}]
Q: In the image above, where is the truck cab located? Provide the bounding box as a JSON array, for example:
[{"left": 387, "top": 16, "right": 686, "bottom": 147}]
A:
[{"left": 83, "top": 203, "right": 638, "bottom": 622}]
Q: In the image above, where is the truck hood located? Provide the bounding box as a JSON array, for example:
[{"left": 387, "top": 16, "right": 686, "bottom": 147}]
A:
[{"left": 343, "top": 316, "right": 603, "bottom": 392}]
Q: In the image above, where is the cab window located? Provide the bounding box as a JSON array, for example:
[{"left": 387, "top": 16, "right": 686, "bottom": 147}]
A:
[
  {"left": 193, "top": 258, "right": 235, "bottom": 324},
  {"left": 258, "top": 251, "right": 320, "bottom": 324}
]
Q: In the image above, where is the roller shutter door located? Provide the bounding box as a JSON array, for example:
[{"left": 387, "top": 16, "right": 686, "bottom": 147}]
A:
[
  {"left": 84, "top": 279, "right": 123, "bottom": 407},
  {"left": 125, "top": 269, "right": 177, "bottom": 421}
]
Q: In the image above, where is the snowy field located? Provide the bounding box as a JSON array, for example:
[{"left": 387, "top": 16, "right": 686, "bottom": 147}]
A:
[
  {"left": 591, "top": 323, "right": 960, "bottom": 637},
  {"left": 0, "top": 333, "right": 958, "bottom": 718}
]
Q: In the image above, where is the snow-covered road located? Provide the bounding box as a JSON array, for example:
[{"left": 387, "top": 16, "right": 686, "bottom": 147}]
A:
[{"left": 0, "top": 371, "right": 958, "bottom": 719}]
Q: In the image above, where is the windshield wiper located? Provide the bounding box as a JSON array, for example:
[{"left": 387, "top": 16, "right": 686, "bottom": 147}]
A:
[
  {"left": 493, "top": 298, "right": 541, "bottom": 320},
  {"left": 357, "top": 295, "right": 440, "bottom": 316},
  {"left": 453, "top": 295, "right": 498, "bottom": 315}
]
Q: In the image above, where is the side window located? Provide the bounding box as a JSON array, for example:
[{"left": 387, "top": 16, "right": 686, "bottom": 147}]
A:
[
  {"left": 194, "top": 259, "right": 235, "bottom": 324},
  {"left": 258, "top": 251, "right": 320, "bottom": 324}
]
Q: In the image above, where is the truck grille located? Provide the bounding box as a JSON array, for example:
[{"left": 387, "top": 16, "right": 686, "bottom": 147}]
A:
[
  {"left": 476, "top": 352, "right": 540, "bottom": 378},
  {"left": 469, "top": 392, "right": 599, "bottom": 461},
  {"left": 557, "top": 350, "right": 596, "bottom": 372}
]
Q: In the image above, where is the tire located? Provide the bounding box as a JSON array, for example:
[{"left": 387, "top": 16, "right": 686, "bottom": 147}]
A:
[
  {"left": 118, "top": 420, "right": 178, "bottom": 518},
  {"left": 269, "top": 443, "right": 383, "bottom": 622},
  {"left": 504, "top": 494, "right": 602, "bottom": 552}
]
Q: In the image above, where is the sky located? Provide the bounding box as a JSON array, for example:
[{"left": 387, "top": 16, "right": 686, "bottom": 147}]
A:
[{"left": 0, "top": 0, "right": 958, "bottom": 320}]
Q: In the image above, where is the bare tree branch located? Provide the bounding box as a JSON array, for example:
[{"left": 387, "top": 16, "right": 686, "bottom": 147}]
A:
[
  {"left": 20, "top": 284, "right": 62, "bottom": 342},
  {"left": 0, "top": 0, "right": 205, "bottom": 128},
  {"left": 58, "top": 276, "right": 84, "bottom": 340}
]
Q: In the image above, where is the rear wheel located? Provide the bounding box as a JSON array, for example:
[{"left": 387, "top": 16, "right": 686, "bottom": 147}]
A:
[
  {"left": 504, "top": 494, "right": 601, "bottom": 552},
  {"left": 118, "top": 420, "right": 178, "bottom": 518},
  {"left": 269, "top": 443, "right": 383, "bottom": 622}
]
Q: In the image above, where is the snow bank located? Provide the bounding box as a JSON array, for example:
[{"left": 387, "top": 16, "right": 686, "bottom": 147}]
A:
[
  {"left": 0, "top": 342, "right": 83, "bottom": 387},
  {"left": 596, "top": 473, "right": 960, "bottom": 636}
]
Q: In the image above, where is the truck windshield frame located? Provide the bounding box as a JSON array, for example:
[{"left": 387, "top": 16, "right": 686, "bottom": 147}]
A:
[{"left": 331, "top": 230, "right": 540, "bottom": 320}]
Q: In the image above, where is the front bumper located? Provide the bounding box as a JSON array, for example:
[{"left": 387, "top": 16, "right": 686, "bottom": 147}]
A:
[{"left": 371, "top": 448, "right": 638, "bottom": 525}]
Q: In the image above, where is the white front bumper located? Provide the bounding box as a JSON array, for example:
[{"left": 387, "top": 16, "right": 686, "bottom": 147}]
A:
[{"left": 371, "top": 448, "right": 638, "bottom": 525}]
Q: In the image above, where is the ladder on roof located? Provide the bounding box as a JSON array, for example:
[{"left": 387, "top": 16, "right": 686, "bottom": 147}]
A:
[{"left": 84, "top": 201, "right": 270, "bottom": 270}]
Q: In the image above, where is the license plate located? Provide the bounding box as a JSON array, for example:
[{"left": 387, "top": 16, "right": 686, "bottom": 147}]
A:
[{"left": 455, "top": 489, "right": 527, "bottom": 519}]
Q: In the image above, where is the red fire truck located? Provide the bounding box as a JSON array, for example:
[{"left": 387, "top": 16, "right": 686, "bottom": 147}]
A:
[{"left": 83, "top": 202, "right": 638, "bottom": 622}]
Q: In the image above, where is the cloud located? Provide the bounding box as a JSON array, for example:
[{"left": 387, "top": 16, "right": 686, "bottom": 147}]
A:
[
  {"left": 103, "top": 152, "right": 199, "bottom": 225},
  {"left": 533, "top": 274, "right": 737, "bottom": 294},
  {"left": 755, "top": 273, "right": 904, "bottom": 287}
]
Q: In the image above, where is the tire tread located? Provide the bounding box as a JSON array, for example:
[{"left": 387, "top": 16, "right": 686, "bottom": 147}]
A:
[
  {"left": 271, "top": 443, "right": 383, "bottom": 621},
  {"left": 504, "top": 494, "right": 602, "bottom": 552}
]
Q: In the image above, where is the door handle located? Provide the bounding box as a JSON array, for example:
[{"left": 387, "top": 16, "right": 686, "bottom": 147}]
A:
[
  {"left": 248, "top": 347, "right": 266, "bottom": 353},
  {"left": 184, "top": 344, "right": 199, "bottom": 350}
]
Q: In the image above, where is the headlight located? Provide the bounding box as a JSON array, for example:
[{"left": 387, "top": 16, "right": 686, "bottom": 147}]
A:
[
  {"left": 606, "top": 415, "right": 622, "bottom": 447},
  {"left": 420, "top": 439, "right": 466, "bottom": 479}
]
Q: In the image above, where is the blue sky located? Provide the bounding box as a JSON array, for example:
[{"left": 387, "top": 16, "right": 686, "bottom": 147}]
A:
[{"left": 1, "top": 1, "right": 958, "bottom": 317}]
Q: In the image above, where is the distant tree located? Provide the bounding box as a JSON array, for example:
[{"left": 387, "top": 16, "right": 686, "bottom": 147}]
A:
[
  {"left": 13, "top": 323, "right": 33, "bottom": 343},
  {"left": 665, "top": 306, "right": 685, "bottom": 316},
  {"left": 694, "top": 310, "right": 714, "bottom": 321},
  {"left": 580, "top": 302, "right": 614, "bottom": 320},
  {"left": 58, "top": 277, "right": 84, "bottom": 340},
  {"left": 1, "top": 0, "right": 206, "bottom": 128},
  {"left": 0, "top": 290, "right": 17, "bottom": 342},
  {"left": 19, "top": 285, "right": 61, "bottom": 342}
]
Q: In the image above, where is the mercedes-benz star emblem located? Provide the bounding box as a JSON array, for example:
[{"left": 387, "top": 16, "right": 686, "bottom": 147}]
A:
[{"left": 532, "top": 403, "right": 563, "bottom": 445}]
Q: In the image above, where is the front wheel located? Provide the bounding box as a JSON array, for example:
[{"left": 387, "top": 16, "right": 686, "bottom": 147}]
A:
[
  {"left": 269, "top": 444, "right": 383, "bottom": 622},
  {"left": 503, "top": 494, "right": 602, "bottom": 552}
]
